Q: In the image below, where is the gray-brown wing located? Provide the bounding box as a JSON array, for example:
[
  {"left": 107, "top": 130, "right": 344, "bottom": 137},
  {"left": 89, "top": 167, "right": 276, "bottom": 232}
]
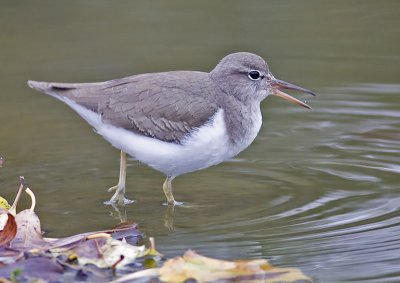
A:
[
  {"left": 100, "top": 83, "right": 219, "bottom": 143},
  {"left": 29, "top": 71, "right": 219, "bottom": 144}
]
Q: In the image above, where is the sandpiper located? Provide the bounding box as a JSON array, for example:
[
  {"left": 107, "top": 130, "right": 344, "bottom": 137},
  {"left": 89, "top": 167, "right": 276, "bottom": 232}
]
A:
[{"left": 28, "top": 52, "right": 315, "bottom": 205}]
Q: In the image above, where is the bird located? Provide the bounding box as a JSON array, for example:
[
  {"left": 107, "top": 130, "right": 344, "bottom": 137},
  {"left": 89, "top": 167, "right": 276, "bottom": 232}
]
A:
[{"left": 28, "top": 52, "right": 315, "bottom": 206}]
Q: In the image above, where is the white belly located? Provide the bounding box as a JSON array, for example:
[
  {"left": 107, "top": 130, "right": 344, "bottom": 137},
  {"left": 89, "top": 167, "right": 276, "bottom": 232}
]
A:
[
  {"left": 99, "top": 109, "right": 236, "bottom": 176},
  {"left": 58, "top": 95, "right": 250, "bottom": 176},
  {"left": 55, "top": 95, "right": 262, "bottom": 177}
]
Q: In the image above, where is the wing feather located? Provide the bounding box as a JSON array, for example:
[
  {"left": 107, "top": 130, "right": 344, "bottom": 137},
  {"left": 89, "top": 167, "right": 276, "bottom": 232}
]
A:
[{"left": 29, "top": 71, "right": 219, "bottom": 144}]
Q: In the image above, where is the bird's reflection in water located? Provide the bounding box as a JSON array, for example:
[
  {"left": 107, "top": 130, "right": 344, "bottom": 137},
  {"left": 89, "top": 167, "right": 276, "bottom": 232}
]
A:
[
  {"left": 107, "top": 203, "right": 176, "bottom": 231},
  {"left": 164, "top": 203, "right": 213, "bottom": 231},
  {"left": 164, "top": 204, "right": 175, "bottom": 230},
  {"left": 108, "top": 202, "right": 212, "bottom": 232},
  {"left": 109, "top": 203, "right": 128, "bottom": 224}
]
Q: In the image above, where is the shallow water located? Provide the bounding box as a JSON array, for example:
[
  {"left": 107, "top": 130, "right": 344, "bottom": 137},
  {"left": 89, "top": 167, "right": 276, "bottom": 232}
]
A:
[{"left": 1, "top": 1, "right": 399, "bottom": 282}]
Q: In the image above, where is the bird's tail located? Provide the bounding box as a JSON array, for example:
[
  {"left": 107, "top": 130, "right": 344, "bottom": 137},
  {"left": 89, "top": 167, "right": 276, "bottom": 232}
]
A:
[
  {"left": 27, "top": 80, "right": 104, "bottom": 113},
  {"left": 27, "top": 80, "right": 53, "bottom": 93}
]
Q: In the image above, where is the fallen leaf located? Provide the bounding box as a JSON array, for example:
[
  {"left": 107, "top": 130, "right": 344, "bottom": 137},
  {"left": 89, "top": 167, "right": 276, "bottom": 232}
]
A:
[
  {"left": 10, "top": 188, "right": 49, "bottom": 250},
  {"left": 47, "top": 222, "right": 142, "bottom": 252},
  {"left": 10, "top": 208, "right": 49, "bottom": 250},
  {"left": 0, "top": 256, "right": 63, "bottom": 282},
  {"left": 0, "top": 197, "right": 10, "bottom": 211},
  {"left": 76, "top": 238, "right": 146, "bottom": 269},
  {"left": 108, "top": 268, "right": 161, "bottom": 283},
  {"left": 0, "top": 212, "right": 16, "bottom": 246},
  {"left": 110, "top": 221, "right": 142, "bottom": 245},
  {"left": 1, "top": 178, "right": 312, "bottom": 283},
  {"left": 0, "top": 177, "right": 25, "bottom": 246},
  {"left": 158, "top": 250, "right": 312, "bottom": 283}
]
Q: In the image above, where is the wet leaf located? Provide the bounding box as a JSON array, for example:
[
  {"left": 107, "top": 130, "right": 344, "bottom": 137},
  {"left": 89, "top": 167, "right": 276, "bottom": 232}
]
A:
[
  {"left": 47, "top": 222, "right": 142, "bottom": 252},
  {"left": 10, "top": 208, "right": 49, "bottom": 250},
  {"left": 110, "top": 221, "right": 142, "bottom": 245},
  {"left": 10, "top": 188, "right": 49, "bottom": 250},
  {"left": 0, "top": 257, "right": 63, "bottom": 282},
  {"left": 0, "top": 178, "right": 311, "bottom": 283},
  {"left": 0, "top": 178, "right": 25, "bottom": 247},
  {"left": 0, "top": 212, "right": 16, "bottom": 247},
  {"left": 76, "top": 238, "right": 147, "bottom": 269},
  {"left": 0, "top": 246, "right": 23, "bottom": 265},
  {"left": 111, "top": 250, "right": 312, "bottom": 283},
  {"left": 158, "top": 250, "right": 312, "bottom": 283}
]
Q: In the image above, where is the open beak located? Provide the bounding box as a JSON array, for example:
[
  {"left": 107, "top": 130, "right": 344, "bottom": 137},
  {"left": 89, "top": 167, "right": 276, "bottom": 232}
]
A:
[{"left": 270, "top": 78, "right": 316, "bottom": 110}]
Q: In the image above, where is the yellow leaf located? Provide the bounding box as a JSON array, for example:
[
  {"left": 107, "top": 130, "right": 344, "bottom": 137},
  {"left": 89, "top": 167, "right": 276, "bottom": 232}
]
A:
[
  {"left": 0, "top": 197, "right": 11, "bottom": 210},
  {"left": 159, "top": 250, "right": 312, "bottom": 283}
]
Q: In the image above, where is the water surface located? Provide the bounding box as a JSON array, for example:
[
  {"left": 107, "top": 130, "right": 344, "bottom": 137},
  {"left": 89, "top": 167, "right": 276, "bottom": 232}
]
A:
[{"left": 0, "top": 1, "right": 399, "bottom": 282}]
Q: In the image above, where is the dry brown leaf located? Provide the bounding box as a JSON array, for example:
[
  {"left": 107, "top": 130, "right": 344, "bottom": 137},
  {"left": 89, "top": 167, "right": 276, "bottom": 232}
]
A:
[
  {"left": 9, "top": 187, "right": 141, "bottom": 253},
  {"left": 10, "top": 187, "right": 50, "bottom": 250},
  {"left": 0, "top": 177, "right": 25, "bottom": 246},
  {"left": 0, "top": 211, "right": 16, "bottom": 246},
  {"left": 10, "top": 208, "right": 49, "bottom": 250}
]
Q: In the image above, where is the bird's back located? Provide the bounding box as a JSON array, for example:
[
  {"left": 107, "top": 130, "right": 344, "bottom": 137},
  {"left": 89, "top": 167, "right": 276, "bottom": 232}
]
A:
[{"left": 28, "top": 71, "right": 221, "bottom": 144}]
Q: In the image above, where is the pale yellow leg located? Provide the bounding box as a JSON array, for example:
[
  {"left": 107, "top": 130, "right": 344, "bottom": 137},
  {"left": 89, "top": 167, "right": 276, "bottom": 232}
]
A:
[
  {"left": 106, "top": 151, "right": 134, "bottom": 205},
  {"left": 163, "top": 176, "right": 182, "bottom": 206}
]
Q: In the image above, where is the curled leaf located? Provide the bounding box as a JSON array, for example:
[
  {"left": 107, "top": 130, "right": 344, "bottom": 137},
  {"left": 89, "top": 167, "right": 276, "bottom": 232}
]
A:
[
  {"left": 8, "top": 176, "right": 25, "bottom": 216},
  {"left": 0, "top": 178, "right": 25, "bottom": 246},
  {"left": 0, "top": 211, "right": 16, "bottom": 246},
  {"left": 11, "top": 208, "right": 48, "bottom": 250},
  {"left": 10, "top": 187, "right": 49, "bottom": 250}
]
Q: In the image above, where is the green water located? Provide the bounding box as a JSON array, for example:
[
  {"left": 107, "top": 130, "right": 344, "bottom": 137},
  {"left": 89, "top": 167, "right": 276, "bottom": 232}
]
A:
[{"left": 1, "top": 1, "right": 399, "bottom": 282}]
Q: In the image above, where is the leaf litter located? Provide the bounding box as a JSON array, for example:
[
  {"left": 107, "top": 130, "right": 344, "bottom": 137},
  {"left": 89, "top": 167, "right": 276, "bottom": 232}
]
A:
[{"left": 0, "top": 177, "right": 312, "bottom": 283}]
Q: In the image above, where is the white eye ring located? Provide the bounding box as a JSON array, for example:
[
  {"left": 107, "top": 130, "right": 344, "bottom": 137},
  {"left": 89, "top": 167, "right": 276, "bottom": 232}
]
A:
[{"left": 248, "top": 70, "right": 262, "bottom": 81}]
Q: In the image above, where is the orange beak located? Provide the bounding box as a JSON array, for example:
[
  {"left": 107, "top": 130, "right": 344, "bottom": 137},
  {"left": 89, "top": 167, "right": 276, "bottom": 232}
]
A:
[{"left": 270, "top": 79, "right": 316, "bottom": 109}]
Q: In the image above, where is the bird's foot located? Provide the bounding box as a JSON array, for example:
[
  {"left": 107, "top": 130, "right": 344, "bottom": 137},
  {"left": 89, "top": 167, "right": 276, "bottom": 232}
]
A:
[
  {"left": 107, "top": 184, "right": 120, "bottom": 193},
  {"left": 104, "top": 184, "right": 135, "bottom": 206},
  {"left": 104, "top": 197, "right": 134, "bottom": 206},
  {"left": 162, "top": 200, "right": 184, "bottom": 206}
]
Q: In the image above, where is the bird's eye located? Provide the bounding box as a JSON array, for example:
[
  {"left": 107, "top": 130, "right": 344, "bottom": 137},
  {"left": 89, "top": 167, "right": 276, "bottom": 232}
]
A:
[{"left": 248, "top": 70, "right": 261, "bottom": 80}]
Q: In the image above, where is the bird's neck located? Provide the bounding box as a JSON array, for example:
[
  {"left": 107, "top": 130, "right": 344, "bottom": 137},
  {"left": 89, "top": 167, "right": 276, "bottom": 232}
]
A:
[{"left": 222, "top": 99, "right": 263, "bottom": 150}]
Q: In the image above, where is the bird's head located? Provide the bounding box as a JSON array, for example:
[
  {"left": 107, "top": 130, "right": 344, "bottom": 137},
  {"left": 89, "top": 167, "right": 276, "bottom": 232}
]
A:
[{"left": 210, "top": 52, "right": 315, "bottom": 108}]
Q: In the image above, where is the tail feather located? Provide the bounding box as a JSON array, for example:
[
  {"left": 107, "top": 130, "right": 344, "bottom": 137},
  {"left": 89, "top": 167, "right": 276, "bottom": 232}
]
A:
[
  {"left": 27, "top": 80, "right": 103, "bottom": 92},
  {"left": 27, "top": 80, "right": 55, "bottom": 92},
  {"left": 27, "top": 80, "right": 103, "bottom": 113}
]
